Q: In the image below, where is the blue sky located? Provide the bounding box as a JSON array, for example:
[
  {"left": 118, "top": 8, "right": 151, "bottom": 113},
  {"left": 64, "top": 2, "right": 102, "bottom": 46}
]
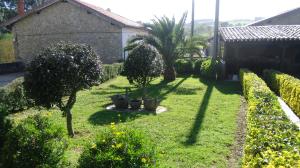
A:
[{"left": 82, "top": 0, "right": 300, "bottom": 22}]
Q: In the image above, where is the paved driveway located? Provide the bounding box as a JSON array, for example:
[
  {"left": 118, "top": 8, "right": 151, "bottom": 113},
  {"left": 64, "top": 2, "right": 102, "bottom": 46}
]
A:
[{"left": 0, "top": 72, "right": 24, "bottom": 87}]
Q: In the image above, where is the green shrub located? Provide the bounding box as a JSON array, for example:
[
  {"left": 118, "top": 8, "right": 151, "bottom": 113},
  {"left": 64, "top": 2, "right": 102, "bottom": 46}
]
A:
[
  {"left": 193, "top": 58, "right": 205, "bottom": 74},
  {"left": 78, "top": 123, "right": 157, "bottom": 168},
  {"left": 0, "top": 78, "right": 33, "bottom": 113},
  {"left": 263, "top": 69, "right": 300, "bottom": 117},
  {"left": 200, "top": 58, "right": 221, "bottom": 79},
  {"left": 240, "top": 69, "right": 300, "bottom": 168},
  {"left": 174, "top": 59, "right": 194, "bottom": 75},
  {"left": 1, "top": 114, "right": 67, "bottom": 168},
  {"left": 123, "top": 43, "right": 163, "bottom": 96},
  {"left": 102, "top": 63, "right": 124, "bottom": 82},
  {"left": 0, "top": 106, "right": 8, "bottom": 158}
]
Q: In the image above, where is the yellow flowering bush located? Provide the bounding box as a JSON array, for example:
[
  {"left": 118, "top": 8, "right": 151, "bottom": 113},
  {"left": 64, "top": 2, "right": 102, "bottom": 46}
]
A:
[
  {"left": 78, "top": 123, "right": 157, "bottom": 168},
  {"left": 240, "top": 69, "right": 300, "bottom": 168},
  {"left": 263, "top": 69, "right": 300, "bottom": 117}
]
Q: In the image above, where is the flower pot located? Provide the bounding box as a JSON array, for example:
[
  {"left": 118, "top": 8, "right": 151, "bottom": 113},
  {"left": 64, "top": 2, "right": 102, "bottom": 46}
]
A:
[
  {"left": 144, "top": 98, "right": 159, "bottom": 111},
  {"left": 111, "top": 95, "right": 128, "bottom": 109},
  {"left": 130, "top": 99, "right": 142, "bottom": 110}
]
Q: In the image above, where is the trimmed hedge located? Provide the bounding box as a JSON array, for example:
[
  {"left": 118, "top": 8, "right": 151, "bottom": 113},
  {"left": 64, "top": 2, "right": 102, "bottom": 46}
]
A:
[
  {"left": 263, "top": 69, "right": 300, "bottom": 117},
  {"left": 0, "top": 78, "right": 33, "bottom": 114},
  {"left": 174, "top": 59, "right": 194, "bottom": 75},
  {"left": 174, "top": 58, "right": 207, "bottom": 75},
  {"left": 101, "top": 63, "right": 124, "bottom": 82},
  {"left": 240, "top": 69, "right": 300, "bottom": 168}
]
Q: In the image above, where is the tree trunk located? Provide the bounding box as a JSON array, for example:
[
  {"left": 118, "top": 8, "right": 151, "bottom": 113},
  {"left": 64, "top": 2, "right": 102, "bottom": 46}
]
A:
[
  {"left": 65, "top": 108, "right": 74, "bottom": 137},
  {"left": 64, "top": 91, "right": 77, "bottom": 137},
  {"left": 164, "top": 66, "right": 176, "bottom": 81},
  {"left": 142, "top": 87, "right": 146, "bottom": 99}
]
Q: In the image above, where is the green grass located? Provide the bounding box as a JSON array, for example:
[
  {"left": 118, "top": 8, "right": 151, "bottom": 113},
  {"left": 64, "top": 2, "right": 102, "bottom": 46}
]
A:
[{"left": 12, "top": 76, "right": 241, "bottom": 167}]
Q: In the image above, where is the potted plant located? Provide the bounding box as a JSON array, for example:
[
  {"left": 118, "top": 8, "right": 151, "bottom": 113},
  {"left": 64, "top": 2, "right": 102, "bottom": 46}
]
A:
[
  {"left": 111, "top": 94, "right": 128, "bottom": 109},
  {"left": 129, "top": 99, "right": 142, "bottom": 110},
  {"left": 144, "top": 97, "right": 159, "bottom": 111}
]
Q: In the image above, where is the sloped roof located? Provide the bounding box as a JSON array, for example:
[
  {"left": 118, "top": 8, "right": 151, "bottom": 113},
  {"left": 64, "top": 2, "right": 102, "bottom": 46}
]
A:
[
  {"left": 220, "top": 25, "right": 300, "bottom": 43},
  {"left": 1, "top": 0, "right": 144, "bottom": 29},
  {"left": 248, "top": 7, "right": 300, "bottom": 26}
]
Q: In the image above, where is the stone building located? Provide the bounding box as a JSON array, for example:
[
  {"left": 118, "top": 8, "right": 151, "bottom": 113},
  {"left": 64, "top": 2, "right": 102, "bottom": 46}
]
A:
[
  {"left": 249, "top": 7, "right": 300, "bottom": 26},
  {"left": 1, "top": 0, "right": 147, "bottom": 64}
]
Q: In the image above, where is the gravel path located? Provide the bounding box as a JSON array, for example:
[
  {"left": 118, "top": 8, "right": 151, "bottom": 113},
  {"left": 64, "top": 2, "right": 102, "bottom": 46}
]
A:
[
  {"left": 0, "top": 72, "right": 24, "bottom": 87},
  {"left": 227, "top": 97, "right": 247, "bottom": 168}
]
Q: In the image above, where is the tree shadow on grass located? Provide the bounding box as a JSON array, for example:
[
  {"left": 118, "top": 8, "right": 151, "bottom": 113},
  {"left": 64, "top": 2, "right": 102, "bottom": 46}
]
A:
[
  {"left": 200, "top": 78, "right": 241, "bottom": 95},
  {"left": 129, "top": 75, "right": 190, "bottom": 101},
  {"left": 183, "top": 82, "right": 213, "bottom": 145},
  {"left": 183, "top": 78, "right": 241, "bottom": 146},
  {"left": 89, "top": 109, "right": 155, "bottom": 125}
]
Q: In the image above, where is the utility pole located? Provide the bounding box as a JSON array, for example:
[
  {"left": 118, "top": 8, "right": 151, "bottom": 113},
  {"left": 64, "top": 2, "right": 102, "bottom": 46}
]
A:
[
  {"left": 212, "top": 0, "right": 220, "bottom": 59},
  {"left": 191, "top": 0, "right": 195, "bottom": 37}
]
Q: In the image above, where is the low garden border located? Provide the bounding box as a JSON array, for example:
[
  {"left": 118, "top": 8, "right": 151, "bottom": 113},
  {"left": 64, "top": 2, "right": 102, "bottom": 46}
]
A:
[
  {"left": 240, "top": 69, "right": 300, "bottom": 167},
  {"left": 263, "top": 69, "right": 300, "bottom": 117}
]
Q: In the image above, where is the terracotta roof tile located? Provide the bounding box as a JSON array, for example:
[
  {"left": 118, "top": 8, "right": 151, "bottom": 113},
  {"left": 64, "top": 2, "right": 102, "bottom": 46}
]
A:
[
  {"left": 73, "top": 0, "right": 143, "bottom": 28},
  {"left": 1, "top": 0, "right": 144, "bottom": 29}
]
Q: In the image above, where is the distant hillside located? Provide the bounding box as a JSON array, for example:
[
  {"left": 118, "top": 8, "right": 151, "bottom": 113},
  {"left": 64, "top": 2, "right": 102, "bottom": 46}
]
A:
[{"left": 185, "top": 19, "right": 255, "bottom": 38}]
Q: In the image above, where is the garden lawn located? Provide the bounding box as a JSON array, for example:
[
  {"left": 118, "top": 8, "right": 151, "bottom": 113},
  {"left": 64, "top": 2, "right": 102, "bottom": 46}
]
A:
[{"left": 12, "top": 76, "right": 241, "bottom": 167}]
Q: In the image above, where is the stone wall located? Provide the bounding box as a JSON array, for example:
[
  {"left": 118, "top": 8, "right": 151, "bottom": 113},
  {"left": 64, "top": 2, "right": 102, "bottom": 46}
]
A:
[{"left": 12, "top": 1, "right": 123, "bottom": 64}]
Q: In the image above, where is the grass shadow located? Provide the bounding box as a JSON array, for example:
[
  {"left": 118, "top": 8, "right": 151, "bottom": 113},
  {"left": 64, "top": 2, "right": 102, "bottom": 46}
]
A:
[
  {"left": 88, "top": 76, "right": 190, "bottom": 126},
  {"left": 183, "top": 78, "right": 241, "bottom": 145},
  {"left": 200, "top": 78, "right": 241, "bottom": 95},
  {"left": 129, "top": 75, "right": 190, "bottom": 101},
  {"left": 183, "top": 82, "right": 213, "bottom": 145},
  {"left": 89, "top": 109, "right": 154, "bottom": 125}
]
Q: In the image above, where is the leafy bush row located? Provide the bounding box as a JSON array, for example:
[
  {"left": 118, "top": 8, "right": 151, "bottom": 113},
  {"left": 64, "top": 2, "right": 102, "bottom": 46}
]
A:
[
  {"left": 263, "top": 69, "right": 300, "bottom": 117},
  {"left": 240, "top": 69, "right": 300, "bottom": 167},
  {"left": 102, "top": 63, "right": 124, "bottom": 82},
  {"left": 174, "top": 59, "right": 194, "bottom": 75},
  {"left": 174, "top": 58, "right": 207, "bottom": 75},
  {"left": 1, "top": 114, "right": 67, "bottom": 168},
  {"left": 1, "top": 116, "right": 156, "bottom": 168},
  {"left": 78, "top": 123, "right": 157, "bottom": 168},
  {"left": 0, "top": 78, "right": 33, "bottom": 114}
]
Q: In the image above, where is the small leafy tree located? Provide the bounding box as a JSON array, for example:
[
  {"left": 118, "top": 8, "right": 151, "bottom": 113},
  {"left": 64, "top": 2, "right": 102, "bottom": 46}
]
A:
[
  {"left": 123, "top": 43, "right": 163, "bottom": 96},
  {"left": 24, "top": 42, "right": 102, "bottom": 137}
]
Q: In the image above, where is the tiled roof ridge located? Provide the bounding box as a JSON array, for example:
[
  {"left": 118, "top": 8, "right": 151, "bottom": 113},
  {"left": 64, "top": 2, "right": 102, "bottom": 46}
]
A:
[{"left": 220, "top": 25, "right": 300, "bottom": 42}]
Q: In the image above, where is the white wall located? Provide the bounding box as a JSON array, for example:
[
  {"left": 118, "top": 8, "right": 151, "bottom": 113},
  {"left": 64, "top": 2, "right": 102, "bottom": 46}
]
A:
[{"left": 121, "top": 27, "right": 147, "bottom": 59}]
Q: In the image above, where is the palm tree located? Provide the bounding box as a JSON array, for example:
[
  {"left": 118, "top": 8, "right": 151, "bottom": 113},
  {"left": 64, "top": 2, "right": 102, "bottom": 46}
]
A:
[
  {"left": 126, "top": 13, "right": 188, "bottom": 81},
  {"left": 178, "top": 36, "right": 207, "bottom": 58}
]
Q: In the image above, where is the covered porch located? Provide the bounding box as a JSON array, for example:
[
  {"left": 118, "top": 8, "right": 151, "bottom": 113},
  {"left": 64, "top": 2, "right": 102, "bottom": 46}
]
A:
[{"left": 219, "top": 25, "right": 300, "bottom": 76}]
